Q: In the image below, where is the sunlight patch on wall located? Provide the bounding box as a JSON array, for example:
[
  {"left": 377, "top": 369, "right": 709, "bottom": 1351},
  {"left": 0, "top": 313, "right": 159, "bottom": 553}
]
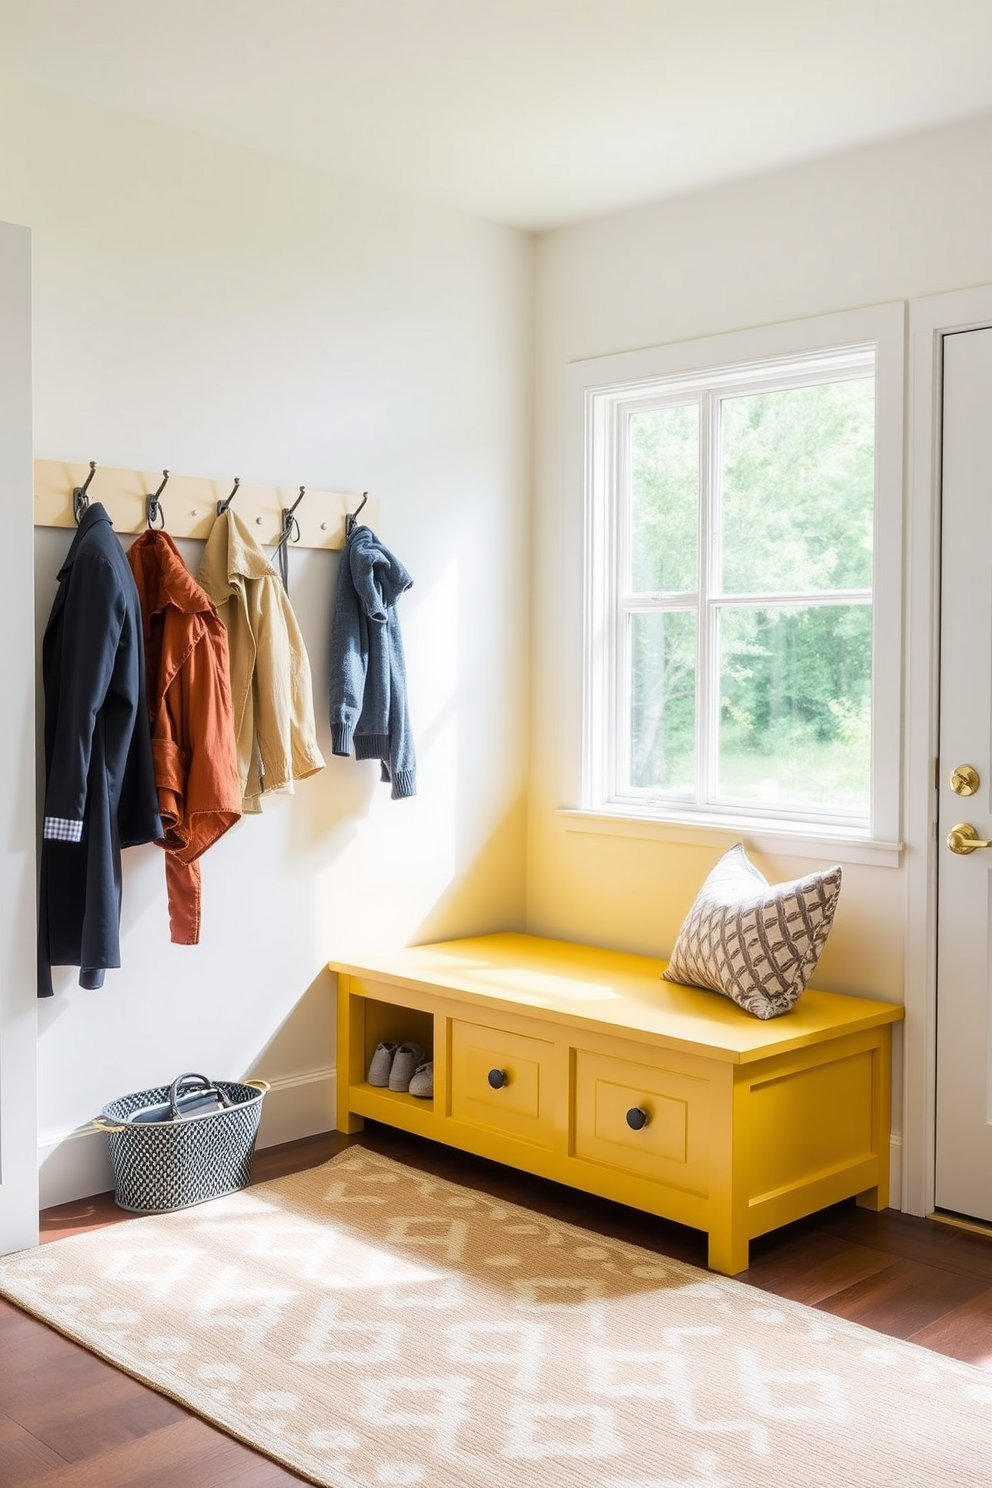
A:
[{"left": 314, "top": 562, "right": 461, "bottom": 956}]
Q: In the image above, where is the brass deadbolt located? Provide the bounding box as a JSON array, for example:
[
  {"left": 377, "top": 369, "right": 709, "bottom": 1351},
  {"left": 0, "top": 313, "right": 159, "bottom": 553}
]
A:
[{"left": 950, "top": 764, "right": 980, "bottom": 797}]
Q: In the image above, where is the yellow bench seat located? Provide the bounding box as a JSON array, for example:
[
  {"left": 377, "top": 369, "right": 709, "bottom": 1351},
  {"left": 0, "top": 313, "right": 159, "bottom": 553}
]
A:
[{"left": 329, "top": 932, "right": 904, "bottom": 1275}]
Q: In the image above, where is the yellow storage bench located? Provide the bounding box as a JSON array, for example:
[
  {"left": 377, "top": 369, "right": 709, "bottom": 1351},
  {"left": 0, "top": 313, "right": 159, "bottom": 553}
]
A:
[{"left": 330, "top": 933, "right": 904, "bottom": 1275}]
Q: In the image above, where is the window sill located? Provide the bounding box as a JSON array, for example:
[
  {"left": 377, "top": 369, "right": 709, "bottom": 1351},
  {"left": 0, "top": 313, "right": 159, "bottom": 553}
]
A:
[{"left": 559, "top": 809, "right": 903, "bottom": 868}]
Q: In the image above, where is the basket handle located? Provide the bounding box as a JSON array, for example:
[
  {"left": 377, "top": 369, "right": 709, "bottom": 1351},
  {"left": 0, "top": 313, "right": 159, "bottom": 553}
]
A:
[
  {"left": 92, "top": 1115, "right": 126, "bottom": 1132},
  {"left": 169, "top": 1072, "right": 232, "bottom": 1119},
  {"left": 244, "top": 1079, "right": 271, "bottom": 1093}
]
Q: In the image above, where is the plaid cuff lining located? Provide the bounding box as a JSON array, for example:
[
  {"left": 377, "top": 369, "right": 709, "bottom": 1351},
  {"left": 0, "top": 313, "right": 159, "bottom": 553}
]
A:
[{"left": 44, "top": 817, "right": 83, "bottom": 842}]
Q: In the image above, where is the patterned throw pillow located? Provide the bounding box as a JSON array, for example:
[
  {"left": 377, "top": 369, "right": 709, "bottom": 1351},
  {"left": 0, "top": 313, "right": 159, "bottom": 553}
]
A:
[{"left": 662, "top": 844, "right": 842, "bottom": 1019}]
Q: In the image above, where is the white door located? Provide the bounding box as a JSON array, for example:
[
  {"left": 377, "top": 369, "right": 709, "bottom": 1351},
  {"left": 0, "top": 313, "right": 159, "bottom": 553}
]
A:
[
  {"left": 935, "top": 325, "right": 992, "bottom": 1223},
  {"left": 0, "top": 220, "right": 38, "bottom": 1254}
]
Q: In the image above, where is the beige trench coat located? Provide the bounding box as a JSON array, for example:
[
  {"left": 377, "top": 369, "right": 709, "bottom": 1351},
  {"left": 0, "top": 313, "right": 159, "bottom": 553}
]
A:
[{"left": 198, "top": 509, "right": 324, "bottom": 813}]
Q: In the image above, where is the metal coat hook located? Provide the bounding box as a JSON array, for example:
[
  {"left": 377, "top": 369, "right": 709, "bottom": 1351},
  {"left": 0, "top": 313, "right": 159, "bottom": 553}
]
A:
[
  {"left": 274, "top": 486, "right": 306, "bottom": 591},
  {"left": 217, "top": 476, "right": 240, "bottom": 516},
  {"left": 72, "top": 461, "right": 98, "bottom": 524},
  {"left": 273, "top": 486, "right": 306, "bottom": 553},
  {"left": 146, "top": 470, "right": 169, "bottom": 530},
  {"left": 345, "top": 490, "right": 369, "bottom": 537}
]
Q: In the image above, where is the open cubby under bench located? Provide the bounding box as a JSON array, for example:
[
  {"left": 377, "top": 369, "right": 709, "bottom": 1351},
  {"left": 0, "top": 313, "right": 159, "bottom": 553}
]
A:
[{"left": 329, "top": 932, "right": 904, "bottom": 1275}]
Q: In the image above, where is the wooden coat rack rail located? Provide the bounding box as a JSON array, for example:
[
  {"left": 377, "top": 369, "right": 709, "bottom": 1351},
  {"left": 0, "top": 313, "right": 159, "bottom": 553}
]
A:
[{"left": 32, "top": 460, "right": 380, "bottom": 551}]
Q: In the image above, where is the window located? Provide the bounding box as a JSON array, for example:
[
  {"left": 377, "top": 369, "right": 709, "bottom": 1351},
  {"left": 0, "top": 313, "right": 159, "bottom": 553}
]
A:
[{"left": 578, "top": 309, "right": 903, "bottom": 845}]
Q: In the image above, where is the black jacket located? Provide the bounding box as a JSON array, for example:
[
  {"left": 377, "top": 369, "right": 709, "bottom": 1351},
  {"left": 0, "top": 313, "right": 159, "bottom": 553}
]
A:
[{"left": 38, "top": 503, "right": 162, "bottom": 996}]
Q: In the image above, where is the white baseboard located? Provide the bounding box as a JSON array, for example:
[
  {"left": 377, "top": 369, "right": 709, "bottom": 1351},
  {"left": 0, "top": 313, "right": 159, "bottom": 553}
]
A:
[
  {"left": 38, "top": 1125, "right": 114, "bottom": 1211},
  {"left": 255, "top": 1066, "right": 337, "bottom": 1150},
  {"left": 38, "top": 1067, "right": 338, "bottom": 1210},
  {"left": 889, "top": 1132, "right": 903, "bottom": 1212}
]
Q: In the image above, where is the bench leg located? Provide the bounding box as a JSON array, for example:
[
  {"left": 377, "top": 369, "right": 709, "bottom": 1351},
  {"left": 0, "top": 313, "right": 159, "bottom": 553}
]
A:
[
  {"left": 335, "top": 973, "right": 367, "bottom": 1135},
  {"left": 856, "top": 1150, "right": 891, "bottom": 1213},
  {"left": 707, "top": 1225, "right": 750, "bottom": 1276},
  {"left": 856, "top": 1040, "right": 892, "bottom": 1213}
]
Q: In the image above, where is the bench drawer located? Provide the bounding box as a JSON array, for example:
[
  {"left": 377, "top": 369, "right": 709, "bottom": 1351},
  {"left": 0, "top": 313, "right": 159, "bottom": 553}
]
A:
[
  {"left": 573, "top": 1048, "right": 715, "bottom": 1198},
  {"left": 450, "top": 1020, "right": 555, "bottom": 1147}
]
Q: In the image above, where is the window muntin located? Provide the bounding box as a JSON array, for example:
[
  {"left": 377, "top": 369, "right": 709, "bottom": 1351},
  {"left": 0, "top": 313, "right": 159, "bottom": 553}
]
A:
[{"left": 594, "top": 346, "right": 877, "bottom": 829}]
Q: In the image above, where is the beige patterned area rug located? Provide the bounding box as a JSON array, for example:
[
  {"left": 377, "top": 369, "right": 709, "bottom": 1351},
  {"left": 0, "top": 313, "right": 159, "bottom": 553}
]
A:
[{"left": 0, "top": 1148, "right": 989, "bottom": 1488}]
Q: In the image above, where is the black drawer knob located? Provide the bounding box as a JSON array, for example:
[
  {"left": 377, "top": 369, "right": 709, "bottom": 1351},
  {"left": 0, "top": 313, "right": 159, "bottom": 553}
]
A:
[
  {"left": 626, "top": 1106, "right": 650, "bottom": 1130},
  {"left": 488, "top": 1068, "right": 508, "bottom": 1089}
]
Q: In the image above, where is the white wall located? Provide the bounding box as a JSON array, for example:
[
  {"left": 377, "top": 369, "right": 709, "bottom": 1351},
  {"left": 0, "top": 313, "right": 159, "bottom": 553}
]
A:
[
  {"left": 0, "top": 76, "right": 532, "bottom": 1205},
  {"left": 0, "top": 220, "right": 38, "bottom": 1250},
  {"left": 529, "top": 113, "right": 992, "bottom": 1007}
]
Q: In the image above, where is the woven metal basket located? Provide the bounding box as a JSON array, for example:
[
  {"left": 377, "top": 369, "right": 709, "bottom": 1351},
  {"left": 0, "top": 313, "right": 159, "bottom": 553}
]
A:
[{"left": 93, "top": 1073, "right": 270, "bottom": 1213}]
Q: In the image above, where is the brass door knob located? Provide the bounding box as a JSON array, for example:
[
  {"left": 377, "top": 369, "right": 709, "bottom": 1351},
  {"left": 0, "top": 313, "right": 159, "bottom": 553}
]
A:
[{"left": 946, "top": 822, "right": 992, "bottom": 854}]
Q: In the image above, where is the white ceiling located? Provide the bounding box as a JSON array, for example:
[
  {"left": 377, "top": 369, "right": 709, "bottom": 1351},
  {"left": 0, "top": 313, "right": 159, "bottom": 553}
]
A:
[{"left": 3, "top": 0, "right": 992, "bottom": 232}]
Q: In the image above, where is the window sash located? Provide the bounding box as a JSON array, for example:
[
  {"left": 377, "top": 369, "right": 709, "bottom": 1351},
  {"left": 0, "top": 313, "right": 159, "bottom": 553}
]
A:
[
  {"left": 602, "top": 347, "right": 877, "bottom": 828},
  {"left": 618, "top": 599, "right": 873, "bottom": 813}
]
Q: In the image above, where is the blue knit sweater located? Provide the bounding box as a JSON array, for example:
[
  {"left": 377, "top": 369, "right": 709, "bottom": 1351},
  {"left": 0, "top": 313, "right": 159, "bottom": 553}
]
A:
[{"left": 329, "top": 526, "right": 416, "bottom": 799}]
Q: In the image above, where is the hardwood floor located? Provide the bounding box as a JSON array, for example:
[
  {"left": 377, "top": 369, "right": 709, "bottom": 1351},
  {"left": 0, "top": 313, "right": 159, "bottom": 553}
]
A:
[{"left": 2, "top": 1123, "right": 991, "bottom": 1486}]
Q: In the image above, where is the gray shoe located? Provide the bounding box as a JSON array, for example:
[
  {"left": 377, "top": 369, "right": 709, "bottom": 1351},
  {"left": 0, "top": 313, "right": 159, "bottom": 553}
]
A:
[
  {"left": 388, "top": 1042, "right": 427, "bottom": 1092},
  {"left": 367, "top": 1040, "right": 400, "bottom": 1086},
  {"left": 408, "top": 1061, "right": 433, "bottom": 1099}
]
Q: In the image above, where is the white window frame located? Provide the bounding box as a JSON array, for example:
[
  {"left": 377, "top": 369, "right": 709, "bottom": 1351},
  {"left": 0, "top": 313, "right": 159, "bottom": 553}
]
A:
[{"left": 566, "top": 304, "right": 905, "bottom": 865}]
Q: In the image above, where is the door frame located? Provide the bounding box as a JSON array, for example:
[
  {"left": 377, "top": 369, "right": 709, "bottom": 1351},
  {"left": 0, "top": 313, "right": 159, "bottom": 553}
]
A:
[
  {"left": 0, "top": 220, "right": 38, "bottom": 1254},
  {"left": 904, "top": 283, "right": 992, "bottom": 1217}
]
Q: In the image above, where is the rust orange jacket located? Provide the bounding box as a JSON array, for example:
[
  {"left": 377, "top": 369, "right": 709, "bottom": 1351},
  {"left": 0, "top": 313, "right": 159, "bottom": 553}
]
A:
[{"left": 127, "top": 529, "right": 242, "bottom": 945}]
